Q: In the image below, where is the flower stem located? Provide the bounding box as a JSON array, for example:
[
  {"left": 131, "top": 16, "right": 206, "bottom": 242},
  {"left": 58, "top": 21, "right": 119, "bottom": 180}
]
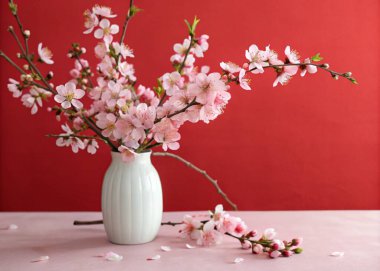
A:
[
  {"left": 152, "top": 152, "right": 238, "bottom": 210},
  {"left": 120, "top": 0, "right": 135, "bottom": 44}
]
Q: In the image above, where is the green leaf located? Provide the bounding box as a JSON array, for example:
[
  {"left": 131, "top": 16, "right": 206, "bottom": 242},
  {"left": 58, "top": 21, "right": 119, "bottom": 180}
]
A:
[
  {"left": 185, "top": 16, "right": 200, "bottom": 36},
  {"left": 311, "top": 53, "right": 323, "bottom": 62},
  {"left": 9, "top": 1, "right": 18, "bottom": 15},
  {"left": 349, "top": 77, "right": 358, "bottom": 84},
  {"left": 129, "top": 5, "right": 142, "bottom": 17}
]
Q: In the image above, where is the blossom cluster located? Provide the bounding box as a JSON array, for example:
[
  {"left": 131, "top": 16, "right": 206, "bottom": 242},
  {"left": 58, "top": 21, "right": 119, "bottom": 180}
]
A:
[
  {"left": 180, "top": 204, "right": 303, "bottom": 258},
  {"left": 3, "top": 2, "right": 356, "bottom": 162}
]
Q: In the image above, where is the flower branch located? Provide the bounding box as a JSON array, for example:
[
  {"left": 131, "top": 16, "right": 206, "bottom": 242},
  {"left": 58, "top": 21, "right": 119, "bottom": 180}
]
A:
[{"left": 152, "top": 152, "right": 238, "bottom": 210}]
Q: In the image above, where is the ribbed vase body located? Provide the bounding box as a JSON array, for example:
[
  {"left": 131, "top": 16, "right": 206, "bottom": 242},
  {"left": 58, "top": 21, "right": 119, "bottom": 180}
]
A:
[{"left": 101, "top": 152, "right": 163, "bottom": 244}]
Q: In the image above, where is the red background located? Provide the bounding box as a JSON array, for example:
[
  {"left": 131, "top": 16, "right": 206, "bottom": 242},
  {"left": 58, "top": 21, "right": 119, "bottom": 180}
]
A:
[{"left": 0, "top": 0, "right": 379, "bottom": 211}]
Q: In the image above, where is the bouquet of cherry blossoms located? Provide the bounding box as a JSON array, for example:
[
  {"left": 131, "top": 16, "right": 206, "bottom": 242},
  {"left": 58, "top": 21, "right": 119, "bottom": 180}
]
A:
[{"left": 2, "top": 0, "right": 356, "bottom": 162}]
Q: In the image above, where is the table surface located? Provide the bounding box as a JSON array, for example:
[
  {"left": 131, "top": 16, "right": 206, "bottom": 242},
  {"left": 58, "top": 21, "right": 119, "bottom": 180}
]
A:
[{"left": 0, "top": 211, "right": 379, "bottom": 271}]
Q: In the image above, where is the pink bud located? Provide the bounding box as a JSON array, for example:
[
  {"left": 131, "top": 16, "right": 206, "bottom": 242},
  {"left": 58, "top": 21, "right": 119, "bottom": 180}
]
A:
[
  {"left": 252, "top": 244, "right": 264, "bottom": 254},
  {"left": 242, "top": 63, "right": 249, "bottom": 69},
  {"left": 67, "top": 53, "right": 72, "bottom": 58},
  {"left": 272, "top": 243, "right": 279, "bottom": 250},
  {"left": 81, "top": 47, "right": 86, "bottom": 54},
  {"left": 241, "top": 240, "right": 251, "bottom": 250},
  {"left": 282, "top": 250, "right": 293, "bottom": 257},
  {"left": 291, "top": 238, "right": 303, "bottom": 247},
  {"left": 269, "top": 250, "right": 281, "bottom": 259}
]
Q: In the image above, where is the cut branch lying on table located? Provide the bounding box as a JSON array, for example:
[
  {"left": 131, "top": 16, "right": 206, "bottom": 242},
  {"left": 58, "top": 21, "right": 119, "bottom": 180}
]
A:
[{"left": 73, "top": 204, "right": 303, "bottom": 259}]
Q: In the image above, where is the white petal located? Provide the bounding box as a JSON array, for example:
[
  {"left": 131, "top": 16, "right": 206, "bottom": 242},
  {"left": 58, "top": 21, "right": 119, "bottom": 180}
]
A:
[
  {"left": 330, "top": 252, "right": 344, "bottom": 257},
  {"left": 105, "top": 251, "right": 123, "bottom": 261},
  {"left": 7, "top": 224, "right": 18, "bottom": 230},
  {"left": 99, "top": 19, "right": 110, "bottom": 29},
  {"left": 94, "top": 29, "right": 104, "bottom": 39},
  {"left": 185, "top": 244, "right": 195, "bottom": 249},
  {"left": 234, "top": 257, "right": 244, "bottom": 264},
  {"left": 61, "top": 101, "right": 71, "bottom": 109},
  {"left": 31, "top": 104, "right": 38, "bottom": 115},
  {"left": 146, "top": 255, "right": 161, "bottom": 261},
  {"left": 74, "top": 89, "right": 85, "bottom": 99},
  {"left": 110, "top": 24, "right": 119, "bottom": 34},
  {"left": 160, "top": 246, "right": 171, "bottom": 252},
  {"left": 31, "top": 256, "right": 49, "bottom": 263},
  {"left": 71, "top": 99, "right": 83, "bottom": 109},
  {"left": 54, "top": 95, "right": 66, "bottom": 103}
]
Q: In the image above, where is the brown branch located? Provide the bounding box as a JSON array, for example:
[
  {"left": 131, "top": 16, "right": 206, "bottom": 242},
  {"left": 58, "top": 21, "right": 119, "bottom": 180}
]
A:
[
  {"left": 120, "top": 0, "right": 135, "bottom": 44},
  {"left": 73, "top": 220, "right": 183, "bottom": 226},
  {"left": 152, "top": 152, "right": 238, "bottom": 210}
]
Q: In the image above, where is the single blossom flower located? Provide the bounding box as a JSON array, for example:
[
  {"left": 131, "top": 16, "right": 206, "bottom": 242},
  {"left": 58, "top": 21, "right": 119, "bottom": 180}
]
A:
[
  {"left": 162, "top": 71, "right": 184, "bottom": 96},
  {"left": 96, "top": 112, "right": 118, "bottom": 138},
  {"left": 55, "top": 124, "right": 85, "bottom": 153},
  {"left": 262, "top": 228, "right": 277, "bottom": 240},
  {"left": 7, "top": 78, "right": 22, "bottom": 98},
  {"left": 300, "top": 58, "right": 318, "bottom": 77},
  {"left": 84, "top": 139, "right": 99, "bottom": 154},
  {"left": 83, "top": 9, "right": 99, "bottom": 34},
  {"left": 92, "top": 5, "right": 117, "bottom": 18},
  {"left": 196, "top": 220, "right": 223, "bottom": 246},
  {"left": 112, "top": 42, "right": 134, "bottom": 59},
  {"left": 54, "top": 82, "right": 85, "bottom": 109},
  {"left": 21, "top": 87, "right": 51, "bottom": 114},
  {"left": 94, "top": 19, "right": 119, "bottom": 44},
  {"left": 179, "top": 215, "right": 203, "bottom": 240},
  {"left": 38, "top": 43, "right": 54, "bottom": 64},
  {"left": 245, "top": 44, "right": 269, "bottom": 73},
  {"left": 238, "top": 69, "right": 251, "bottom": 90}
]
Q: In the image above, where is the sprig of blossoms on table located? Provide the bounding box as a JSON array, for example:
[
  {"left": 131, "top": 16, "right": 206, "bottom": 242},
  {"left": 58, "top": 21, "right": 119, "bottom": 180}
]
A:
[
  {"left": 179, "top": 204, "right": 303, "bottom": 258},
  {"left": 1, "top": 1, "right": 357, "bottom": 162}
]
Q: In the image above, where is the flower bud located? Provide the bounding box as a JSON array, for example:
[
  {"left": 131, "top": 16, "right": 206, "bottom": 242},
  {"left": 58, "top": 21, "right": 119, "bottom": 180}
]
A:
[
  {"left": 240, "top": 240, "right": 251, "bottom": 250},
  {"left": 271, "top": 243, "right": 279, "bottom": 250},
  {"left": 49, "top": 83, "right": 54, "bottom": 88},
  {"left": 81, "top": 47, "right": 86, "bottom": 54},
  {"left": 23, "top": 64, "right": 29, "bottom": 70},
  {"left": 24, "top": 30, "right": 30, "bottom": 37},
  {"left": 246, "top": 230, "right": 257, "bottom": 238},
  {"left": 47, "top": 107, "right": 52, "bottom": 112},
  {"left": 82, "top": 78, "right": 88, "bottom": 84},
  {"left": 333, "top": 75, "right": 339, "bottom": 80},
  {"left": 293, "top": 247, "right": 303, "bottom": 254},
  {"left": 269, "top": 250, "right": 281, "bottom": 258},
  {"left": 67, "top": 53, "right": 73, "bottom": 58},
  {"left": 252, "top": 244, "right": 264, "bottom": 254},
  {"left": 242, "top": 63, "right": 249, "bottom": 69},
  {"left": 322, "top": 63, "right": 330, "bottom": 69},
  {"left": 344, "top": 72, "right": 352, "bottom": 77},
  {"left": 291, "top": 238, "right": 302, "bottom": 247},
  {"left": 16, "top": 53, "right": 21, "bottom": 58},
  {"left": 282, "top": 250, "right": 293, "bottom": 257},
  {"left": 7, "top": 26, "right": 14, "bottom": 32}
]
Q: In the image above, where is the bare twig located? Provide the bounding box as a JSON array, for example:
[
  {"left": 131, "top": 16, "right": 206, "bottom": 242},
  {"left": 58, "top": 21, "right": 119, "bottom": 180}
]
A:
[
  {"left": 152, "top": 152, "right": 238, "bottom": 210},
  {"left": 120, "top": 0, "right": 135, "bottom": 44},
  {"left": 73, "top": 220, "right": 183, "bottom": 226}
]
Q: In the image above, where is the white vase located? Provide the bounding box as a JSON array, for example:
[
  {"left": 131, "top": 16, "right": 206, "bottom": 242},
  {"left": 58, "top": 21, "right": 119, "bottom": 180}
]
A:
[{"left": 101, "top": 151, "right": 163, "bottom": 245}]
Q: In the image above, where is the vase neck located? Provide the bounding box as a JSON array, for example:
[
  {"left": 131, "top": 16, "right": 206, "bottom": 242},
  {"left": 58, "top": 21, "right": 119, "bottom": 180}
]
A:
[{"left": 111, "top": 151, "right": 152, "bottom": 164}]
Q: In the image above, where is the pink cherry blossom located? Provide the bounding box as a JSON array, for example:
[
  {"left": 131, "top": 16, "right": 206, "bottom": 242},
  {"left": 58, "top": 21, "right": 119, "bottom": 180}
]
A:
[
  {"left": 245, "top": 44, "right": 269, "bottom": 73},
  {"left": 38, "top": 43, "right": 54, "bottom": 64},
  {"left": 84, "top": 139, "right": 99, "bottom": 154},
  {"left": 263, "top": 228, "right": 277, "bottom": 240},
  {"left": 119, "top": 61, "right": 136, "bottom": 81},
  {"left": 284, "top": 45, "right": 300, "bottom": 76},
  {"left": 54, "top": 82, "right": 85, "bottom": 109},
  {"left": 238, "top": 69, "right": 251, "bottom": 90},
  {"left": 152, "top": 118, "right": 181, "bottom": 151},
  {"left": 196, "top": 220, "right": 223, "bottom": 246},
  {"left": 96, "top": 112, "right": 118, "bottom": 138},
  {"left": 132, "top": 103, "right": 156, "bottom": 129},
  {"left": 112, "top": 42, "right": 134, "bottom": 59},
  {"left": 162, "top": 71, "right": 184, "bottom": 96},
  {"left": 180, "top": 215, "right": 203, "bottom": 240},
  {"left": 118, "top": 145, "right": 136, "bottom": 162},
  {"left": 173, "top": 38, "right": 191, "bottom": 55},
  {"left": 273, "top": 72, "right": 292, "bottom": 87},
  {"left": 55, "top": 124, "right": 85, "bottom": 153},
  {"left": 300, "top": 58, "right": 318, "bottom": 77},
  {"left": 92, "top": 5, "right": 117, "bottom": 18},
  {"left": 188, "top": 72, "right": 227, "bottom": 105},
  {"left": 7, "top": 78, "right": 22, "bottom": 98},
  {"left": 220, "top": 62, "right": 241, "bottom": 74},
  {"left": 21, "top": 87, "right": 51, "bottom": 114},
  {"left": 193, "top": 34, "right": 209, "bottom": 57},
  {"left": 94, "top": 42, "right": 107, "bottom": 59},
  {"left": 98, "top": 55, "right": 117, "bottom": 78},
  {"left": 94, "top": 19, "right": 119, "bottom": 44},
  {"left": 83, "top": 9, "right": 99, "bottom": 34}
]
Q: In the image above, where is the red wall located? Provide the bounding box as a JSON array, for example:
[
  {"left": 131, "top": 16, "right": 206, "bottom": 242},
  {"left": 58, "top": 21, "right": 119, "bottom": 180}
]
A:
[{"left": 0, "top": 0, "right": 379, "bottom": 211}]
